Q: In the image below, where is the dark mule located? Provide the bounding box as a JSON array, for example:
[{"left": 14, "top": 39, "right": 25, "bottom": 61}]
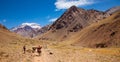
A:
[{"left": 37, "top": 46, "right": 42, "bottom": 56}]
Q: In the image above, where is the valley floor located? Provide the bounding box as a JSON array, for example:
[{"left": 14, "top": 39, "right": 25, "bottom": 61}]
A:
[
  {"left": 21, "top": 46, "right": 120, "bottom": 62},
  {"left": 0, "top": 46, "right": 120, "bottom": 62}
]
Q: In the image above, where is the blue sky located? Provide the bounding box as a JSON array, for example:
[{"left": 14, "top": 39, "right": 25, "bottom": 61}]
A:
[{"left": 0, "top": 0, "right": 120, "bottom": 29}]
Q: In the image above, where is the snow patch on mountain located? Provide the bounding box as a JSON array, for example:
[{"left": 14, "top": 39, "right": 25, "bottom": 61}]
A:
[
  {"left": 21, "top": 23, "right": 41, "bottom": 29},
  {"left": 10, "top": 23, "right": 42, "bottom": 38},
  {"left": 11, "top": 23, "right": 41, "bottom": 31}
]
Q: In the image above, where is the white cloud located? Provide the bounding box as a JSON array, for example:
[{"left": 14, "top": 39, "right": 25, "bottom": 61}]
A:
[
  {"left": 55, "top": 0, "right": 94, "bottom": 10},
  {"left": 46, "top": 16, "right": 50, "bottom": 19},
  {"left": 2, "top": 19, "right": 6, "bottom": 22},
  {"left": 49, "top": 18, "right": 58, "bottom": 22}
]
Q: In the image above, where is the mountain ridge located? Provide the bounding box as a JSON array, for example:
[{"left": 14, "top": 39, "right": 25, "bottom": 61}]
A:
[{"left": 106, "top": 6, "right": 120, "bottom": 14}]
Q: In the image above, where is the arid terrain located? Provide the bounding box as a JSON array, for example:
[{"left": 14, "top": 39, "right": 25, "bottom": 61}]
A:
[{"left": 0, "top": 6, "right": 120, "bottom": 62}]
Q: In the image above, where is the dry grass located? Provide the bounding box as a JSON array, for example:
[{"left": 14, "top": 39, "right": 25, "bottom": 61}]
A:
[
  {"left": 62, "top": 11, "right": 120, "bottom": 48},
  {"left": 0, "top": 28, "right": 45, "bottom": 62},
  {"left": 39, "top": 44, "right": 120, "bottom": 62}
]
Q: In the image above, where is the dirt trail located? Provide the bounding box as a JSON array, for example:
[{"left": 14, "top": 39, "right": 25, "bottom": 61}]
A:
[
  {"left": 33, "top": 49, "right": 50, "bottom": 62},
  {"left": 33, "top": 56, "right": 44, "bottom": 62},
  {"left": 33, "top": 48, "right": 58, "bottom": 62},
  {"left": 32, "top": 48, "right": 120, "bottom": 62}
]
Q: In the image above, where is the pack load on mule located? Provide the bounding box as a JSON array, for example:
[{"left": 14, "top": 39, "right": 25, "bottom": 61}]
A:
[{"left": 32, "top": 45, "right": 42, "bottom": 56}]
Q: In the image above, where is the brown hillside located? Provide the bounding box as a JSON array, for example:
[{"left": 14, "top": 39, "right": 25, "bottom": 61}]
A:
[
  {"left": 0, "top": 24, "right": 25, "bottom": 43},
  {"left": 71, "top": 11, "right": 120, "bottom": 48},
  {"left": 0, "top": 24, "right": 8, "bottom": 31},
  {"left": 0, "top": 24, "right": 42, "bottom": 62}
]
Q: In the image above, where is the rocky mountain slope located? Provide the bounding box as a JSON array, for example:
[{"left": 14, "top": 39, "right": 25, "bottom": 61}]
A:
[
  {"left": 37, "top": 25, "right": 51, "bottom": 35},
  {"left": 71, "top": 10, "right": 120, "bottom": 48},
  {"left": 39, "top": 6, "right": 110, "bottom": 41}
]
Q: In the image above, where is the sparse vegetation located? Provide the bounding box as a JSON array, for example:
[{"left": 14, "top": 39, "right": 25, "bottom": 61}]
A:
[{"left": 0, "top": 6, "right": 120, "bottom": 62}]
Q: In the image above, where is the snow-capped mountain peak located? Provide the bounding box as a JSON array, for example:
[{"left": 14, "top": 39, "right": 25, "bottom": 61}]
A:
[
  {"left": 10, "top": 23, "right": 50, "bottom": 38},
  {"left": 21, "top": 23, "right": 41, "bottom": 29},
  {"left": 11, "top": 23, "right": 41, "bottom": 31},
  {"left": 10, "top": 23, "right": 42, "bottom": 38}
]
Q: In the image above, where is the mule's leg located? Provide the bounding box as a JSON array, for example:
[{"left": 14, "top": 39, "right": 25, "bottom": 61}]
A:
[
  {"left": 38, "top": 51, "right": 41, "bottom": 56},
  {"left": 32, "top": 47, "right": 36, "bottom": 53}
]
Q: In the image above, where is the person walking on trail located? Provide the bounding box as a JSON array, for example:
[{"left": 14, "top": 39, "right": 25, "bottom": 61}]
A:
[
  {"left": 23, "top": 45, "right": 26, "bottom": 54},
  {"left": 37, "top": 45, "right": 42, "bottom": 56}
]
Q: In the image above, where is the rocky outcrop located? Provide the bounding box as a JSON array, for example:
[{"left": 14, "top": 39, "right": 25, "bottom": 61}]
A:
[
  {"left": 106, "top": 6, "right": 120, "bottom": 14},
  {"left": 37, "top": 25, "right": 51, "bottom": 34}
]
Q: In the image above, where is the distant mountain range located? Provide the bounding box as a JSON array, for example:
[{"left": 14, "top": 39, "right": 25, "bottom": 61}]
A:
[
  {"left": 10, "top": 23, "right": 41, "bottom": 38},
  {"left": 11, "top": 23, "right": 41, "bottom": 31},
  {"left": 11, "top": 23, "right": 42, "bottom": 38},
  {"left": 10, "top": 23, "right": 50, "bottom": 38}
]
